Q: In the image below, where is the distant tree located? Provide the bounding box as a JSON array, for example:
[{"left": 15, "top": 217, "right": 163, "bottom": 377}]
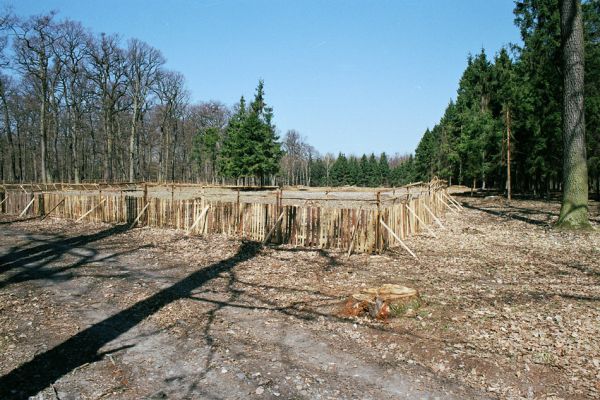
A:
[
  {"left": 366, "top": 153, "right": 378, "bottom": 186},
  {"left": 219, "top": 96, "right": 246, "bottom": 180},
  {"left": 309, "top": 156, "right": 326, "bottom": 186},
  {"left": 330, "top": 152, "right": 349, "bottom": 186},
  {"left": 378, "top": 152, "right": 390, "bottom": 186},
  {"left": 347, "top": 155, "right": 360, "bottom": 186},
  {"left": 219, "top": 80, "right": 282, "bottom": 185},
  {"left": 358, "top": 154, "right": 369, "bottom": 186},
  {"left": 12, "top": 12, "right": 60, "bottom": 183},
  {"left": 87, "top": 32, "right": 128, "bottom": 181},
  {"left": 124, "top": 38, "right": 164, "bottom": 181}
]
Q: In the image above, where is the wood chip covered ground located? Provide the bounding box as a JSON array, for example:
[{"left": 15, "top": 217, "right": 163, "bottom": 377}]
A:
[{"left": 0, "top": 194, "right": 598, "bottom": 399}]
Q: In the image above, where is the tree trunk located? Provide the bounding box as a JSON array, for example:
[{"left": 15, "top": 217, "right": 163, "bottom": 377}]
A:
[
  {"left": 129, "top": 99, "right": 138, "bottom": 182},
  {"left": 557, "top": 0, "right": 590, "bottom": 228},
  {"left": 40, "top": 92, "right": 49, "bottom": 183},
  {"left": 0, "top": 82, "right": 17, "bottom": 181},
  {"left": 506, "top": 107, "right": 512, "bottom": 201}
]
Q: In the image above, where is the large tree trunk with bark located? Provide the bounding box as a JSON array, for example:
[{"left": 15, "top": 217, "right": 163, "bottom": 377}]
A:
[{"left": 557, "top": 0, "right": 590, "bottom": 228}]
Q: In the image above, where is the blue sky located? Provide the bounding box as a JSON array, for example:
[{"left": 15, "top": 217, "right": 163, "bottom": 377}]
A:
[{"left": 7, "top": 0, "right": 522, "bottom": 156}]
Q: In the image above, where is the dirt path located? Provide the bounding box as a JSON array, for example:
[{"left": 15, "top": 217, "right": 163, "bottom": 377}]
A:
[{"left": 0, "top": 219, "right": 483, "bottom": 399}]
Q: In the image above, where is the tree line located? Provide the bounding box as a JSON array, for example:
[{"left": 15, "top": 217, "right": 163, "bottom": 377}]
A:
[
  {"left": 0, "top": 9, "right": 415, "bottom": 187},
  {"left": 0, "top": 1, "right": 598, "bottom": 200},
  {"left": 0, "top": 11, "right": 283, "bottom": 185},
  {"left": 409, "top": 0, "right": 600, "bottom": 197}
]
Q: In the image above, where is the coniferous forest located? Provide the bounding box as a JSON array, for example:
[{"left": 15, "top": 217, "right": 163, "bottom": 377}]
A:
[{"left": 0, "top": 0, "right": 599, "bottom": 195}]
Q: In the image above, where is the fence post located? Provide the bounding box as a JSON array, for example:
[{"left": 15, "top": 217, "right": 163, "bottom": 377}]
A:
[
  {"left": 99, "top": 189, "right": 103, "bottom": 222},
  {"left": 236, "top": 189, "right": 241, "bottom": 234},
  {"left": 143, "top": 183, "right": 148, "bottom": 226},
  {"left": 376, "top": 191, "right": 382, "bottom": 253}
]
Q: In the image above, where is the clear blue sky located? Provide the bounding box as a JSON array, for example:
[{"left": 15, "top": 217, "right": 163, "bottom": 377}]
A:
[{"left": 7, "top": 0, "right": 522, "bottom": 156}]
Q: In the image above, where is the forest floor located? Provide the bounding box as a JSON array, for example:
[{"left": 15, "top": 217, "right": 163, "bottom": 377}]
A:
[{"left": 0, "top": 194, "right": 598, "bottom": 400}]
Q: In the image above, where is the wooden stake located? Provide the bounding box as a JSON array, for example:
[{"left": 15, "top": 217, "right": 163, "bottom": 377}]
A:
[
  {"left": 130, "top": 202, "right": 150, "bottom": 228},
  {"left": 346, "top": 208, "right": 362, "bottom": 259},
  {"left": 380, "top": 218, "right": 418, "bottom": 260},
  {"left": 263, "top": 211, "right": 285, "bottom": 244},
  {"left": 405, "top": 204, "right": 437, "bottom": 238},
  {"left": 76, "top": 198, "right": 106, "bottom": 222},
  {"left": 187, "top": 205, "right": 210, "bottom": 234},
  {"left": 41, "top": 198, "right": 65, "bottom": 221},
  {"left": 422, "top": 203, "right": 445, "bottom": 230},
  {"left": 443, "top": 191, "right": 463, "bottom": 210},
  {"left": 19, "top": 197, "right": 35, "bottom": 217},
  {"left": 437, "top": 193, "right": 458, "bottom": 214},
  {"left": 0, "top": 196, "right": 7, "bottom": 209}
]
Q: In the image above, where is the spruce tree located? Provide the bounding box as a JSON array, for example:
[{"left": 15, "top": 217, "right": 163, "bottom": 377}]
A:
[
  {"left": 331, "top": 153, "right": 349, "bottom": 186},
  {"left": 378, "top": 152, "right": 390, "bottom": 186},
  {"left": 219, "top": 81, "right": 282, "bottom": 185}
]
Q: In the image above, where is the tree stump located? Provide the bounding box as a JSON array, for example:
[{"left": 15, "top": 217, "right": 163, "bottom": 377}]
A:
[{"left": 341, "top": 284, "right": 420, "bottom": 320}]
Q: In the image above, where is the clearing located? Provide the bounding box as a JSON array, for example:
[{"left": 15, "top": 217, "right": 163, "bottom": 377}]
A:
[{"left": 0, "top": 195, "right": 598, "bottom": 399}]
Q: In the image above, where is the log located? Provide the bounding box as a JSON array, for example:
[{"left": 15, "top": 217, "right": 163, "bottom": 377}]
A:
[
  {"left": 379, "top": 218, "right": 418, "bottom": 260},
  {"left": 19, "top": 197, "right": 35, "bottom": 217},
  {"left": 76, "top": 198, "right": 106, "bottom": 222}
]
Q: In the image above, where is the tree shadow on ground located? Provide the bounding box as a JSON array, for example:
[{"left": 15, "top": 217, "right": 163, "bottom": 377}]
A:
[
  {"left": 0, "top": 241, "right": 262, "bottom": 400},
  {"left": 266, "top": 246, "right": 342, "bottom": 271},
  {"left": 0, "top": 216, "right": 40, "bottom": 225},
  {"left": 0, "top": 224, "right": 130, "bottom": 274},
  {"left": 461, "top": 202, "right": 550, "bottom": 227},
  {"left": 0, "top": 244, "right": 152, "bottom": 290}
]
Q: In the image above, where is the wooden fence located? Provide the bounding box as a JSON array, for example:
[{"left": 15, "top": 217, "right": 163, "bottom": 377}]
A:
[{"left": 0, "top": 180, "right": 458, "bottom": 255}]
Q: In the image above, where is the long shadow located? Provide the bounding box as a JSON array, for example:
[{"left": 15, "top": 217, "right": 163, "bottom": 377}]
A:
[
  {"left": 0, "top": 216, "right": 40, "bottom": 225},
  {"left": 0, "top": 241, "right": 261, "bottom": 399},
  {"left": 461, "top": 202, "right": 549, "bottom": 227},
  {"left": 0, "top": 224, "right": 130, "bottom": 274},
  {"left": 565, "top": 261, "right": 600, "bottom": 278},
  {"left": 269, "top": 246, "right": 341, "bottom": 271},
  {"left": 0, "top": 244, "right": 152, "bottom": 290}
]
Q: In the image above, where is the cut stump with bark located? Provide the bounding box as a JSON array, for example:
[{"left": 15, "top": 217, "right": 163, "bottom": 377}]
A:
[{"left": 341, "top": 284, "right": 420, "bottom": 320}]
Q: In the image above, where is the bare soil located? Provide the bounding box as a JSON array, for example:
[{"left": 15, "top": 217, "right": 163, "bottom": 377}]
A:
[{"left": 0, "top": 195, "right": 598, "bottom": 399}]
